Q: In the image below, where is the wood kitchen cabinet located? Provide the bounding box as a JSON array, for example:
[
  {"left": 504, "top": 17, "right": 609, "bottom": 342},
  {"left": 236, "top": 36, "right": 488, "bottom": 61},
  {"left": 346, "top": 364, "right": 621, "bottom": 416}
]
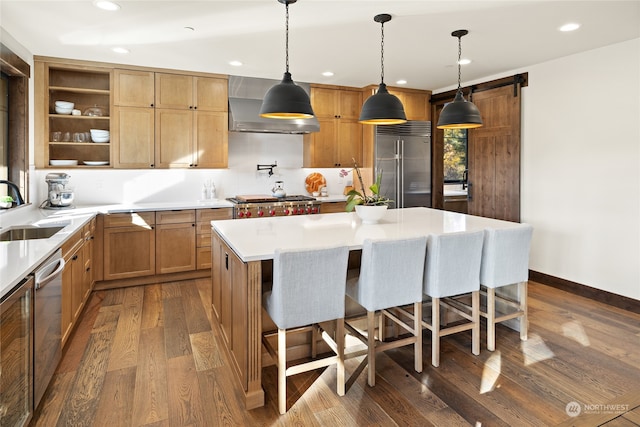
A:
[
  {"left": 211, "top": 231, "right": 249, "bottom": 389},
  {"left": 113, "top": 69, "right": 155, "bottom": 107},
  {"left": 60, "top": 229, "right": 85, "bottom": 346},
  {"left": 155, "top": 73, "right": 228, "bottom": 168},
  {"left": 34, "top": 58, "right": 112, "bottom": 168},
  {"left": 196, "top": 208, "right": 233, "bottom": 270},
  {"left": 102, "top": 212, "right": 156, "bottom": 280},
  {"left": 155, "top": 210, "right": 197, "bottom": 274},
  {"left": 303, "top": 85, "right": 363, "bottom": 168}
]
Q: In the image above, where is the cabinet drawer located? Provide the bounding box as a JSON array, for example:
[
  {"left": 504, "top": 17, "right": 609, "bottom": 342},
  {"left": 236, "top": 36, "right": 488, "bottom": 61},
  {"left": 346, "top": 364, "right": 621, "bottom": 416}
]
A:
[
  {"left": 196, "top": 208, "right": 233, "bottom": 222},
  {"left": 196, "top": 222, "right": 212, "bottom": 235},
  {"left": 156, "top": 210, "right": 196, "bottom": 224},
  {"left": 104, "top": 212, "right": 155, "bottom": 228},
  {"left": 61, "top": 229, "right": 83, "bottom": 259}
]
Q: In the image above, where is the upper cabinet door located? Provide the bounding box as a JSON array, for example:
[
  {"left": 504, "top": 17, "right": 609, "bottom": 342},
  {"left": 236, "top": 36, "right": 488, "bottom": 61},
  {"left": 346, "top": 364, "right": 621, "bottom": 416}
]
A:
[
  {"left": 194, "top": 77, "right": 228, "bottom": 112},
  {"left": 114, "top": 69, "right": 155, "bottom": 107},
  {"left": 155, "top": 73, "right": 194, "bottom": 109},
  {"left": 338, "top": 90, "right": 362, "bottom": 120}
]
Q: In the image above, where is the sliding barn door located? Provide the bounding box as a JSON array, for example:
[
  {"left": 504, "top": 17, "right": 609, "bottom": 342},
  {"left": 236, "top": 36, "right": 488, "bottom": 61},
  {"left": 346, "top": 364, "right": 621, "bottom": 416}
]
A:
[{"left": 467, "top": 84, "right": 521, "bottom": 222}]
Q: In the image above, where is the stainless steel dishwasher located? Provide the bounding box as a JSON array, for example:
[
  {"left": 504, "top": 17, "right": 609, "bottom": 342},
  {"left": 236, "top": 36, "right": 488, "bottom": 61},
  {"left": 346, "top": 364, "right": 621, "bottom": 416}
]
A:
[{"left": 33, "top": 249, "right": 65, "bottom": 410}]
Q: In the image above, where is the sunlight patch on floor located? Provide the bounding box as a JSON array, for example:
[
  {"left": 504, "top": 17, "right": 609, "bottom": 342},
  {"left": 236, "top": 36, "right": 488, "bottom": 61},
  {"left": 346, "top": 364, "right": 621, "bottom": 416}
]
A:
[
  {"left": 562, "top": 321, "right": 590, "bottom": 346},
  {"left": 521, "top": 333, "right": 555, "bottom": 366},
  {"left": 480, "top": 351, "right": 502, "bottom": 394}
]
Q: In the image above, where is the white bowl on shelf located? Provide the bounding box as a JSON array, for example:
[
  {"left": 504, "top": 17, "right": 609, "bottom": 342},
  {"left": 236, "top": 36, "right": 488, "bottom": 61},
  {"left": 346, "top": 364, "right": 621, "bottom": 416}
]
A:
[
  {"left": 91, "top": 135, "right": 110, "bottom": 143},
  {"left": 55, "top": 100, "right": 74, "bottom": 109},
  {"left": 90, "top": 128, "right": 109, "bottom": 134},
  {"left": 49, "top": 159, "right": 78, "bottom": 166},
  {"left": 55, "top": 107, "right": 73, "bottom": 114}
]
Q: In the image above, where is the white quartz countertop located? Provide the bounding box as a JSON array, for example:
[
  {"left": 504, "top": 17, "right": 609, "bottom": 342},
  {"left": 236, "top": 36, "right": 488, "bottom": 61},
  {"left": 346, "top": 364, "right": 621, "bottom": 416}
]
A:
[
  {"left": 212, "top": 207, "right": 526, "bottom": 262},
  {"left": 0, "top": 199, "right": 234, "bottom": 299}
]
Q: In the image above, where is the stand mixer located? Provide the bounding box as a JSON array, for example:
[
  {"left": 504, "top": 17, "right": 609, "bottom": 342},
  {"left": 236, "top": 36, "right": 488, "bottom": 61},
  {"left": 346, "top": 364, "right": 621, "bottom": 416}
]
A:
[{"left": 44, "top": 173, "right": 74, "bottom": 209}]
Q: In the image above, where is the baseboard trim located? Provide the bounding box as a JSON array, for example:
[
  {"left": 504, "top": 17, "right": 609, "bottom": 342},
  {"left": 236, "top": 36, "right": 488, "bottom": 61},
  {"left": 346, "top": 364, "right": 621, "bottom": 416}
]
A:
[
  {"left": 529, "top": 270, "right": 639, "bottom": 313},
  {"left": 94, "top": 269, "right": 210, "bottom": 290}
]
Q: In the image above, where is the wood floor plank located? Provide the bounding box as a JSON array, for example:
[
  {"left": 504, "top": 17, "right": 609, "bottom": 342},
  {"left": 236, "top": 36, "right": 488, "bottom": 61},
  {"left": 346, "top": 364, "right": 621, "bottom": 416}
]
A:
[
  {"left": 163, "top": 295, "right": 192, "bottom": 359},
  {"left": 107, "top": 286, "right": 143, "bottom": 371},
  {"left": 31, "top": 371, "right": 74, "bottom": 426},
  {"left": 180, "top": 281, "right": 211, "bottom": 334},
  {"left": 141, "top": 284, "right": 164, "bottom": 329},
  {"left": 131, "top": 326, "right": 169, "bottom": 426},
  {"left": 166, "top": 354, "right": 206, "bottom": 426},
  {"left": 92, "top": 367, "right": 136, "bottom": 427},
  {"left": 56, "top": 328, "right": 116, "bottom": 426},
  {"left": 190, "top": 331, "right": 223, "bottom": 370}
]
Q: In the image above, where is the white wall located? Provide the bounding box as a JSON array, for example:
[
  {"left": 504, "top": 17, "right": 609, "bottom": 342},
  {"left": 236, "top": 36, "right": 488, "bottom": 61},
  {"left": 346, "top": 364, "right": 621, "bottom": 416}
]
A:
[{"left": 521, "top": 38, "right": 640, "bottom": 299}]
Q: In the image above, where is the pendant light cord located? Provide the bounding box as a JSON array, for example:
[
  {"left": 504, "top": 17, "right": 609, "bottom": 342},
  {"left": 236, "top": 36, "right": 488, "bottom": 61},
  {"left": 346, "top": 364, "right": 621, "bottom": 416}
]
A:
[
  {"left": 380, "top": 20, "right": 385, "bottom": 84},
  {"left": 285, "top": 1, "right": 290, "bottom": 73},
  {"left": 456, "top": 34, "right": 462, "bottom": 92}
]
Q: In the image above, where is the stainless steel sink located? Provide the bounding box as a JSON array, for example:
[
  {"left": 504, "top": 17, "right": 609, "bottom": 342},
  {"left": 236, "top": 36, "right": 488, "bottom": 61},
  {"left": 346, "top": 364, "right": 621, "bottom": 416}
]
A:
[{"left": 0, "top": 225, "right": 65, "bottom": 241}]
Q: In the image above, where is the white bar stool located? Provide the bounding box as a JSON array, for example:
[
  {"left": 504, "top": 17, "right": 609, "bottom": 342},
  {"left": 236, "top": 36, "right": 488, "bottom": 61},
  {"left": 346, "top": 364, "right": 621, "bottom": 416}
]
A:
[
  {"left": 421, "top": 230, "right": 484, "bottom": 367},
  {"left": 345, "top": 236, "right": 427, "bottom": 387},
  {"left": 480, "top": 225, "right": 533, "bottom": 351},
  {"left": 262, "top": 245, "right": 349, "bottom": 414}
]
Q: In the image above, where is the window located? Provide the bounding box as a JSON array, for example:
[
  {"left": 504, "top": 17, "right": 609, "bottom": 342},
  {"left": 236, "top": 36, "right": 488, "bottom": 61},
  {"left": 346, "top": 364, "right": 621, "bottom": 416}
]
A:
[{"left": 443, "top": 128, "right": 467, "bottom": 184}]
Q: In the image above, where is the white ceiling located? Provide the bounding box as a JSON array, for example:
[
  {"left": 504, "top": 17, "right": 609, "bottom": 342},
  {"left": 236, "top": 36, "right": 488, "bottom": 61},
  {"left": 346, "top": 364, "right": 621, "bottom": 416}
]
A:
[{"left": 2, "top": 1, "right": 639, "bottom": 91}]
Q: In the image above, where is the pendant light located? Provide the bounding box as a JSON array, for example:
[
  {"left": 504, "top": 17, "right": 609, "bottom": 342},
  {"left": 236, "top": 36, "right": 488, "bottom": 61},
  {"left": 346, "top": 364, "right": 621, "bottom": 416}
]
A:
[
  {"left": 436, "top": 29, "right": 483, "bottom": 129},
  {"left": 359, "top": 13, "right": 407, "bottom": 125},
  {"left": 260, "top": 0, "right": 314, "bottom": 119}
]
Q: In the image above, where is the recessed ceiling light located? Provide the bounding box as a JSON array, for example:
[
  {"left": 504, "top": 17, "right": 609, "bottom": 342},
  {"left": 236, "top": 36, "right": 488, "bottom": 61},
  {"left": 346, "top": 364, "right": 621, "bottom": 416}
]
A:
[
  {"left": 458, "top": 58, "right": 472, "bottom": 65},
  {"left": 112, "top": 47, "right": 129, "bottom": 54},
  {"left": 229, "top": 60, "right": 243, "bottom": 67},
  {"left": 559, "top": 23, "right": 580, "bottom": 32},
  {"left": 322, "top": 71, "right": 334, "bottom": 77},
  {"left": 94, "top": 1, "right": 120, "bottom": 11},
  {"left": 396, "top": 79, "right": 407, "bottom": 85}
]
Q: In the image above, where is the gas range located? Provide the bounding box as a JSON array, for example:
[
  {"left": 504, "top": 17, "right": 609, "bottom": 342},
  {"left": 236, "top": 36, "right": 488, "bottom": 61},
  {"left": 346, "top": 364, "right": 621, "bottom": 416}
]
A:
[{"left": 227, "top": 195, "right": 321, "bottom": 218}]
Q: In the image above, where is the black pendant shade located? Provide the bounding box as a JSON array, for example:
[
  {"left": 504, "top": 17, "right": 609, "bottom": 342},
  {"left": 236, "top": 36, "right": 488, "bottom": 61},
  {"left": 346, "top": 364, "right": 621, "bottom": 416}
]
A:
[
  {"left": 436, "top": 29, "right": 483, "bottom": 129},
  {"left": 359, "top": 83, "right": 407, "bottom": 125},
  {"left": 437, "top": 90, "right": 483, "bottom": 129},
  {"left": 260, "top": 72, "right": 314, "bottom": 119},
  {"left": 359, "top": 13, "right": 407, "bottom": 125},
  {"left": 260, "top": 0, "right": 315, "bottom": 120}
]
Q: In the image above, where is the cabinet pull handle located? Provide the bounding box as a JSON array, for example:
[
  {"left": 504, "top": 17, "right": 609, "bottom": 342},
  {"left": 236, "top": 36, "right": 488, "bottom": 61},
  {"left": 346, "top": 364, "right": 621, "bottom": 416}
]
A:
[
  {"left": 72, "top": 255, "right": 78, "bottom": 261},
  {"left": 467, "top": 182, "right": 473, "bottom": 201},
  {"left": 225, "top": 252, "right": 229, "bottom": 270},
  {"left": 150, "top": 103, "right": 154, "bottom": 107}
]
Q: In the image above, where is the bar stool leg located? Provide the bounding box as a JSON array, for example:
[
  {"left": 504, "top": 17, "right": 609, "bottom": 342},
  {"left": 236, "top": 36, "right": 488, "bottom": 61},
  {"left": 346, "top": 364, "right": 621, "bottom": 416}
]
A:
[
  {"left": 432, "top": 297, "right": 441, "bottom": 367},
  {"left": 414, "top": 302, "right": 423, "bottom": 373},
  {"left": 472, "top": 290, "right": 480, "bottom": 356},
  {"left": 367, "top": 310, "right": 376, "bottom": 387},
  {"left": 336, "top": 318, "right": 345, "bottom": 396},
  {"left": 519, "top": 281, "right": 528, "bottom": 341},
  {"left": 278, "top": 328, "right": 287, "bottom": 415},
  {"left": 487, "top": 288, "right": 496, "bottom": 351}
]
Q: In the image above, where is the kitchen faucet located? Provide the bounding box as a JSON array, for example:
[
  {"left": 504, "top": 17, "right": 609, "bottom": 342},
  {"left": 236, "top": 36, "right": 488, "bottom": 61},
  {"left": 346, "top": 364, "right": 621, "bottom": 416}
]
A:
[{"left": 0, "top": 180, "right": 26, "bottom": 205}]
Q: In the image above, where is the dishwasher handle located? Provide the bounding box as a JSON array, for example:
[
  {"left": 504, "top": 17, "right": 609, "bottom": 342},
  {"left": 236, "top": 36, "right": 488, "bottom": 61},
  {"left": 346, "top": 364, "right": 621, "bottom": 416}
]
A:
[{"left": 36, "top": 258, "right": 65, "bottom": 290}]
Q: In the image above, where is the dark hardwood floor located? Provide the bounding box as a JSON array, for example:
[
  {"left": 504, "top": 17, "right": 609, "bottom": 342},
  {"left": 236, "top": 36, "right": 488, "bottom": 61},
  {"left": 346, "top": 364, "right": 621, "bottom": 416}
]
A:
[{"left": 31, "top": 279, "right": 640, "bottom": 426}]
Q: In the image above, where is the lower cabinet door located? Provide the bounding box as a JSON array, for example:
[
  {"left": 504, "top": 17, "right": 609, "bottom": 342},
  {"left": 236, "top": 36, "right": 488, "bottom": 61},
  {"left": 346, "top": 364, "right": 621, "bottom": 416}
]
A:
[
  {"left": 155, "top": 222, "right": 196, "bottom": 274},
  {"left": 103, "top": 225, "right": 156, "bottom": 280}
]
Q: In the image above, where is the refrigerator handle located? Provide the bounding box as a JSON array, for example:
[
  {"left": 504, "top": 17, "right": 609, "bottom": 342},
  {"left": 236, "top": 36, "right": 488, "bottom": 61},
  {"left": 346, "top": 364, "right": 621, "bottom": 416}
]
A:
[{"left": 399, "top": 139, "right": 404, "bottom": 208}]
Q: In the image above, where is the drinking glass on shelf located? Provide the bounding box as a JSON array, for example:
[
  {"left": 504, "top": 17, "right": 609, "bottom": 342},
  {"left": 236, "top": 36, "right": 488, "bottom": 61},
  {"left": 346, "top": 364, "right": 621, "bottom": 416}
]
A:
[
  {"left": 51, "top": 131, "right": 61, "bottom": 142},
  {"left": 62, "top": 132, "right": 71, "bottom": 142},
  {"left": 73, "top": 132, "right": 85, "bottom": 142},
  {"left": 84, "top": 131, "right": 91, "bottom": 142}
]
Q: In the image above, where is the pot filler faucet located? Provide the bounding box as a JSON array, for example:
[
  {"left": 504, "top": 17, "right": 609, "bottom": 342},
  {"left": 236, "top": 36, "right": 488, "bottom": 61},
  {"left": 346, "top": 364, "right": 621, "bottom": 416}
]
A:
[{"left": 0, "top": 180, "right": 26, "bottom": 205}]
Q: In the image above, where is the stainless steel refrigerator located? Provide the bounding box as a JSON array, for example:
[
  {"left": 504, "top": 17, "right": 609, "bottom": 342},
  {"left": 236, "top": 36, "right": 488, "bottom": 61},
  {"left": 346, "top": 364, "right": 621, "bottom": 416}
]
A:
[{"left": 374, "top": 121, "right": 431, "bottom": 208}]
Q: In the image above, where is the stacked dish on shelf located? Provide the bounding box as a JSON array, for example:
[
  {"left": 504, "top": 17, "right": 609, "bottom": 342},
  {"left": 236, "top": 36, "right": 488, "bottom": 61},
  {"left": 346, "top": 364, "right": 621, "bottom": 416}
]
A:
[
  {"left": 54, "top": 100, "right": 74, "bottom": 114},
  {"left": 90, "top": 129, "right": 110, "bottom": 143}
]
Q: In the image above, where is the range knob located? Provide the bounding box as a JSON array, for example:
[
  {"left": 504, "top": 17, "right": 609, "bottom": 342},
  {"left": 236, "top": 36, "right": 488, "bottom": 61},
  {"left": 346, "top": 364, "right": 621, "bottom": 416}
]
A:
[
  {"left": 258, "top": 209, "right": 264, "bottom": 217},
  {"left": 269, "top": 209, "right": 276, "bottom": 216},
  {"left": 245, "top": 210, "right": 252, "bottom": 218},
  {"left": 311, "top": 206, "right": 318, "bottom": 214},
  {"left": 305, "top": 207, "right": 311, "bottom": 214},
  {"left": 238, "top": 211, "right": 245, "bottom": 218},
  {"left": 284, "top": 208, "right": 290, "bottom": 215}
]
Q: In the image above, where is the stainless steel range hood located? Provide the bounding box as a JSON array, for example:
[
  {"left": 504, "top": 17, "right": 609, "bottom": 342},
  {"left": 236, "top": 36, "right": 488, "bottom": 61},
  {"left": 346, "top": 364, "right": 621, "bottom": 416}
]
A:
[{"left": 228, "top": 75, "right": 320, "bottom": 134}]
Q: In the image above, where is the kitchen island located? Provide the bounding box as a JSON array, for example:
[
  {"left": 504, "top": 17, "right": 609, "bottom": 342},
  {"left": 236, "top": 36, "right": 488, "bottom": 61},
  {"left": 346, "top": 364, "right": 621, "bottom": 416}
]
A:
[{"left": 210, "top": 207, "right": 528, "bottom": 409}]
